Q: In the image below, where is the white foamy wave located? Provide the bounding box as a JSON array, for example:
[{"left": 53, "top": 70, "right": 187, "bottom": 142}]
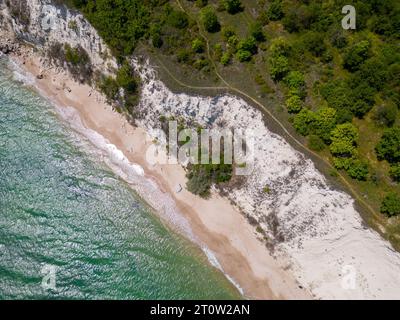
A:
[
  {"left": 56, "top": 106, "right": 144, "bottom": 178},
  {"left": 8, "top": 59, "right": 36, "bottom": 86},
  {"left": 53, "top": 105, "right": 196, "bottom": 242},
  {"left": 202, "top": 246, "right": 245, "bottom": 296},
  {"left": 202, "top": 246, "right": 223, "bottom": 270}
]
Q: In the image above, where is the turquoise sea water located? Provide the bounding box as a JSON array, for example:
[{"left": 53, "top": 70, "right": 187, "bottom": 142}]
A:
[{"left": 0, "top": 57, "right": 240, "bottom": 300}]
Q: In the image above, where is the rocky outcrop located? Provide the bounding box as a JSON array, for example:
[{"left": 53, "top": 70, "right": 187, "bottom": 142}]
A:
[{"left": 0, "top": 0, "right": 117, "bottom": 74}]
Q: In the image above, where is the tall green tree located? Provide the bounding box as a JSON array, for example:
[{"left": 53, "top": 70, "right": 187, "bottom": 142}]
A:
[
  {"left": 267, "top": 0, "right": 284, "bottom": 21},
  {"left": 200, "top": 6, "right": 220, "bottom": 33},
  {"left": 381, "top": 193, "right": 400, "bottom": 217},
  {"left": 376, "top": 127, "right": 400, "bottom": 163},
  {"left": 330, "top": 123, "right": 359, "bottom": 157},
  {"left": 222, "top": 0, "right": 243, "bottom": 14}
]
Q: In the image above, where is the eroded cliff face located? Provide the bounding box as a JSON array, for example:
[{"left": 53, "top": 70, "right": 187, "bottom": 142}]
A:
[{"left": 0, "top": 0, "right": 116, "bottom": 73}]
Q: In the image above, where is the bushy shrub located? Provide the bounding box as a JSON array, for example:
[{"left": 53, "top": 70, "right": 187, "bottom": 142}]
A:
[
  {"left": 389, "top": 164, "right": 400, "bottom": 182},
  {"left": 355, "top": 58, "right": 388, "bottom": 91},
  {"left": 374, "top": 104, "right": 398, "bottom": 127},
  {"left": 351, "top": 100, "right": 373, "bottom": 119},
  {"left": 237, "top": 37, "right": 258, "bottom": 54},
  {"left": 200, "top": 6, "right": 220, "bottom": 33},
  {"left": 235, "top": 37, "right": 257, "bottom": 61},
  {"left": 150, "top": 24, "right": 163, "bottom": 48},
  {"left": 335, "top": 109, "right": 354, "bottom": 125},
  {"left": 284, "top": 71, "right": 305, "bottom": 91},
  {"left": 319, "top": 78, "right": 375, "bottom": 119},
  {"left": 312, "top": 107, "right": 337, "bottom": 143},
  {"left": 186, "top": 163, "right": 232, "bottom": 198},
  {"left": 222, "top": 0, "right": 243, "bottom": 14},
  {"left": 293, "top": 109, "right": 315, "bottom": 136},
  {"left": 196, "top": 0, "right": 208, "bottom": 8},
  {"left": 282, "top": 7, "right": 301, "bottom": 32},
  {"left": 167, "top": 10, "right": 189, "bottom": 29},
  {"left": 330, "top": 123, "right": 359, "bottom": 157},
  {"left": 381, "top": 193, "right": 400, "bottom": 217},
  {"left": 333, "top": 157, "right": 369, "bottom": 180},
  {"left": 267, "top": 0, "right": 284, "bottom": 21},
  {"left": 222, "top": 26, "right": 236, "bottom": 40},
  {"left": 60, "top": 44, "right": 93, "bottom": 83},
  {"left": 330, "top": 30, "right": 348, "bottom": 49},
  {"left": 269, "top": 37, "right": 290, "bottom": 57},
  {"left": 349, "top": 82, "right": 376, "bottom": 118},
  {"left": 291, "top": 107, "right": 337, "bottom": 141},
  {"left": 346, "top": 159, "right": 369, "bottom": 180},
  {"left": 343, "top": 40, "right": 371, "bottom": 72},
  {"left": 249, "top": 22, "right": 265, "bottom": 42},
  {"left": 286, "top": 95, "right": 303, "bottom": 113},
  {"left": 333, "top": 157, "right": 353, "bottom": 170},
  {"left": 284, "top": 71, "right": 306, "bottom": 98},
  {"left": 236, "top": 50, "right": 252, "bottom": 62},
  {"left": 227, "top": 35, "right": 239, "bottom": 50},
  {"left": 282, "top": 2, "right": 329, "bottom": 33},
  {"left": 177, "top": 49, "right": 190, "bottom": 63},
  {"left": 70, "top": 0, "right": 152, "bottom": 57},
  {"left": 116, "top": 62, "right": 137, "bottom": 94},
  {"left": 301, "top": 31, "right": 326, "bottom": 57},
  {"left": 213, "top": 43, "right": 223, "bottom": 61},
  {"left": 221, "top": 52, "right": 232, "bottom": 65},
  {"left": 98, "top": 61, "right": 138, "bottom": 111},
  {"left": 186, "top": 166, "right": 212, "bottom": 198},
  {"left": 192, "top": 38, "right": 205, "bottom": 53},
  {"left": 99, "top": 76, "right": 119, "bottom": 103},
  {"left": 193, "top": 57, "right": 209, "bottom": 70},
  {"left": 376, "top": 127, "right": 400, "bottom": 163},
  {"left": 308, "top": 135, "right": 325, "bottom": 151},
  {"left": 320, "top": 79, "right": 353, "bottom": 111}
]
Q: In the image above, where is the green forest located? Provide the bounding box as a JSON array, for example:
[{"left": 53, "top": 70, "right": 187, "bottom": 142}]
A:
[{"left": 58, "top": 0, "right": 400, "bottom": 243}]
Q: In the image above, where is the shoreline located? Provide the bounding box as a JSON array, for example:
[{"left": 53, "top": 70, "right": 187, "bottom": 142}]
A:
[{"left": 8, "top": 49, "right": 310, "bottom": 300}]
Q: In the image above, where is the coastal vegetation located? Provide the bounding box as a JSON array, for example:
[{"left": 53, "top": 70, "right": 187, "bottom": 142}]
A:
[
  {"left": 61, "top": 1, "right": 400, "bottom": 225},
  {"left": 47, "top": 43, "right": 93, "bottom": 83},
  {"left": 6, "top": 0, "right": 30, "bottom": 26},
  {"left": 159, "top": 118, "right": 233, "bottom": 197},
  {"left": 186, "top": 162, "right": 233, "bottom": 197}
]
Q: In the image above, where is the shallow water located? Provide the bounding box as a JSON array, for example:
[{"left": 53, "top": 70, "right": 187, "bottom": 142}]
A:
[{"left": 0, "top": 57, "right": 240, "bottom": 300}]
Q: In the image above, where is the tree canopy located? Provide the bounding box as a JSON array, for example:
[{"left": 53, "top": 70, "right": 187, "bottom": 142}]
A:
[
  {"left": 376, "top": 128, "right": 400, "bottom": 163},
  {"left": 381, "top": 193, "right": 400, "bottom": 217}
]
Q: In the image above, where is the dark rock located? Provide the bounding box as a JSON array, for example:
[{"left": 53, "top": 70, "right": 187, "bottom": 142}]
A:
[{"left": 0, "top": 44, "right": 11, "bottom": 54}]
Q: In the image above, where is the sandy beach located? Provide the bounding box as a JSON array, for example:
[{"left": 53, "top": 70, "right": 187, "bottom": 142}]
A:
[{"left": 8, "top": 49, "right": 310, "bottom": 300}]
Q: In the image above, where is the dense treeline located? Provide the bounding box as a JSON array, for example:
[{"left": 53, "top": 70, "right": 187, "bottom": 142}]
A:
[
  {"left": 258, "top": 0, "right": 400, "bottom": 216},
  {"left": 258, "top": 1, "right": 399, "bottom": 186},
  {"left": 63, "top": 0, "right": 400, "bottom": 214},
  {"left": 68, "top": 0, "right": 162, "bottom": 57}
]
